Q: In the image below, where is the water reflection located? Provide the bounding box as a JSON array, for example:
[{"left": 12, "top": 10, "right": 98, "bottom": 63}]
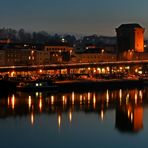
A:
[
  {"left": 0, "top": 87, "right": 147, "bottom": 133},
  {"left": 116, "top": 104, "right": 143, "bottom": 132}
]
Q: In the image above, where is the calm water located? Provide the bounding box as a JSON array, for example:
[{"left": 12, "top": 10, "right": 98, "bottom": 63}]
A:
[{"left": 0, "top": 87, "right": 148, "bottom": 148}]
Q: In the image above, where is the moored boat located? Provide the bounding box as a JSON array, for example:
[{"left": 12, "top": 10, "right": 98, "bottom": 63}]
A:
[{"left": 16, "top": 80, "right": 58, "bottom": 91}]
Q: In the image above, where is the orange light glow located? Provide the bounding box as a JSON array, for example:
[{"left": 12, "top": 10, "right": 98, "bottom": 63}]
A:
[
  {"left": 80, "top": 95, "right": 82, "bottom": 105},
  {"left": 106, "top": 90, "right": 109, "bottom": 107},
  {"left": 12, "top": 94, "right": 15, "bottom": 109},
  {"left": 39, "top": 99, "right": 42, "bottom": 112},
  {"left": 11, "top": 71, "right": 15, "bottom": 77},
  {"left": 39, "top": 69, "right": 43, "bottom": 73},
  {"left": 51, "top": 96, "right": 54, "bottom": 105},
  {"left": 69, "top": 111, "right": 72, "bottom": 123},
  {"left": 28, "top": 96, "right": 32, "bottom": 109},
  {"left": 7, "top": 97, "right": 10, "bottom": 107},
  {"left": 101, "top": 110, "right": 104, "bottom": 121},
  {"left": 31, "top": 112, "right": 34, "bottom": 125},
  {"left": 72, "top": 92, "right": 75, "bottom": 105},
  {"left": 58, "top": 114, "right": 61, "bottom": 128},
  {"left": 93, "top": 93, "right": 96, "bottom": 109},
  {"left": 62, "top": 96, "right": 67, "bottom": 105},
  {"left": 88, "top": 92, "right": 90, "bottom": 104},
  {"left": 135, "top": 92, "right": 138, "bottom": 104}
]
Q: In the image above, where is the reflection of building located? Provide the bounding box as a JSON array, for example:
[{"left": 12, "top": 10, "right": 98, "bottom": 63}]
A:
[
  {"left": 115, "top": 105, "right": 143, "bottom": 133},
  {"left": 116, "top": 23, "right": 144, "bottom": 60}
]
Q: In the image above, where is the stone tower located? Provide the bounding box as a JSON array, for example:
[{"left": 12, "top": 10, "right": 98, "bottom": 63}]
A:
[{"left": 116, "top": 23, "right": 144, "bottom": 60}]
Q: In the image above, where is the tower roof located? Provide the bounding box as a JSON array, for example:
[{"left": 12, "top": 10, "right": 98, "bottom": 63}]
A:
[{"left": 117, "top": 23, "right": 143, "bottom": 29}]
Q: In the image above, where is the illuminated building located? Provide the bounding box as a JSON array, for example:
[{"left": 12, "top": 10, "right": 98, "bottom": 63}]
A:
[
  {"left": 4, "top": 48, "right": 32, "bottom": 66},
  {"left": 44, "top": 45, "right": 73, "bottom": 63},
  {"left": 0, "top": 38, "right": 11, "bottom": 44},
  {"left": 74, "top": 53, "right": 116, "bottom": 63},
  {"left": 116, "top": 23, "right": 144, "bottom": 60},
  {"left": 0, "top": 50, "right": 5, "bottom": 66}
]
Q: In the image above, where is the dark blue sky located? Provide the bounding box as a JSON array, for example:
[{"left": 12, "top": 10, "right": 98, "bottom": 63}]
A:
[{"left": 0, "top": 0, "right": 148, "bottom": 37}]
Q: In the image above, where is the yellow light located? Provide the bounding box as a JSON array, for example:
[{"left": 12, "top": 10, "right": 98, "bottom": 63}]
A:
[
  {"left": 102, "top": 68, "right": 105, "bottom": 74},
  {"left": 138, "top": 71, "right": 142, "bottom": 74},
  {"left": 58, "top": 114, "right": 61, "bottom": 128},
  {"left": 62, "top": 95, "right": 67, "bottom": 105},
  {"left": 39, "top": 99, "right": 42, "bottom": 112},
  {"left": 135, "top": 92, "right": 138, "bottom": 104},
  {"left": 106, "top": 90, "right": 109, "bottom": 102},
  {"left": 39, "top": 69, "right": 43, "bottom": 73},
  {"left": 125, "top": 66, "right": 130, "bottom": 70},
  {"left": 93, "top": 69, "right": 96, "bottom": 73},
  {"left": 93, "top": 93, "right": 96, "bottom": 109},
  {"left": 72, "top": 92, "right": 75, "bottom": 105},
  {"left": 36, "top": 92, "right": 39, "bottom": 98},
  {"left": 119, "top": 89, "right": 122, "bottom": 99},
  {"left": 7, "top": 97, "right": 10, "bottom": 107},
  {"left": 101, "top": 110, "right": 104, "bottom": 120},
  {"left": 69, "top": 111, "right": 72, "bottom": 123},
  {"left": 131, "top": 113, "right": 133, "bottom": 122},
  {"left": 101, "top": 49, "right": 104, "bottom": 53},
  {"left": 80, "top": 95, "right": 82, "bottom": 105},
  {"left": 139, "top": 90, "right": 143, "bottom": 100},
  {"left": 106, "top": 90, "right": 109, "bottom": 107},
  {"left": 128, "top": 109, "right": 130, "bottom": 118},
  {"left": 135, "top": 68, "right": 138, "bottom": 73},
  {"left": 97, "top": 68, "right": 101, "bottom": 71},
  {"left": 31, "top": 112, "right": 34, "bottom": 125},
  {"left": 28, "top": 96, "right": 32, "bottom": 109},
  {"left": 119, "top": 89, "right": 122, "bottom": 105},
  {"left": 11, "top": 71, "right": 15, "bottom": 77},
  {"left": 88, "top": 67, "right": 91, "bottom": 70},
  {"left": 12, "top": 94, "right": 15, "bottom": 109},
  {"left": 88, "top": 92, "right": 90, "bottom": 104},
  {"left": 106, "top": 67, "right": 110, "bottom": 72},
  {"left": 51, "top": 96, "right": 54, "bottom": 105},
  {"left": 126, "top": 93, "right": 129, "bottom": 104}
]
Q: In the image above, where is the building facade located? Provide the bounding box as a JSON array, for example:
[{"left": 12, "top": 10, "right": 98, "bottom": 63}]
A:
[
  {"left": 72, "top": 53, "right": 116, "bottom": 63},
  {"left": 116, "top": 23, "right": 144, "bottom": 60},
  {"left": 0, "top": 50, "right": 5, "bottom": 66},
  {"left": 44, "top": 45, "right": 73, "bottom": 63}
]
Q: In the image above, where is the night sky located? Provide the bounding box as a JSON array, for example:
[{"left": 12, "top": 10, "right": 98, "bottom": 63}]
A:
[{"left": 0, "top": 0, "right": 148, "bottom": 37}]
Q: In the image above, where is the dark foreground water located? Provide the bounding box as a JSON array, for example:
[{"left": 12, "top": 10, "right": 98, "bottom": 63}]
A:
[{"left": 0, "top": 87, "right": 148, "bottom": 148}]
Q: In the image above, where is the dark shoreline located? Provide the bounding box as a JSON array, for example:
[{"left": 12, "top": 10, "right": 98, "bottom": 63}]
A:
[
  {"left": 54, "top": 79, "right": 147, "bottom": 91},
  {"left": 0, "top": 78, "right": 147, "bottom": 93}
]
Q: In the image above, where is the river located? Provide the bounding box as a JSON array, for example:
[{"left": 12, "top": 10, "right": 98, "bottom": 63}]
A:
[{"left": 0, "top": 87, "right": 148, "bottom": 148}]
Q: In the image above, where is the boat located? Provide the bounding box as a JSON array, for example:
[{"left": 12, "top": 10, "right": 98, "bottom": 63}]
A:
[{"left": 16, "top": 80, "right": 58, "bottom": 91}]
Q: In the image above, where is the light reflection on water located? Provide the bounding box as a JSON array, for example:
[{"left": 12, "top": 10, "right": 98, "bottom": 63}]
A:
[{"left": 0, "top": 87, "right": 148, "bottom": 148}]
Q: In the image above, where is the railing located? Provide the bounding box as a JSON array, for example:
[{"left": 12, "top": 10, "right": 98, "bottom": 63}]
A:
[{"left": 0, "top": 60, "right": 148, "bottom": 72}]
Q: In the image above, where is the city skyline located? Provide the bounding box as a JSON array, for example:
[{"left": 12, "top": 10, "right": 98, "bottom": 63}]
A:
[{"left": 1, "top": 0, "right": 148, "bottom": 38}]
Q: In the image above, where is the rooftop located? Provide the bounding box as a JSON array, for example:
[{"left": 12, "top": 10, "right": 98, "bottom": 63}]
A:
[{"left": 117, "top": 23, "right": 143, "bottom": 29}]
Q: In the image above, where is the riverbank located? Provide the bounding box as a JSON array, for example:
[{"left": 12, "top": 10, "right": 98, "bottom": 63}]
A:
[
  {"left": 0, "top": 78, "right": 147, "bottom": 92},
  {"left": 53, "top": 78, "right": 147, "bottom": 91}
]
